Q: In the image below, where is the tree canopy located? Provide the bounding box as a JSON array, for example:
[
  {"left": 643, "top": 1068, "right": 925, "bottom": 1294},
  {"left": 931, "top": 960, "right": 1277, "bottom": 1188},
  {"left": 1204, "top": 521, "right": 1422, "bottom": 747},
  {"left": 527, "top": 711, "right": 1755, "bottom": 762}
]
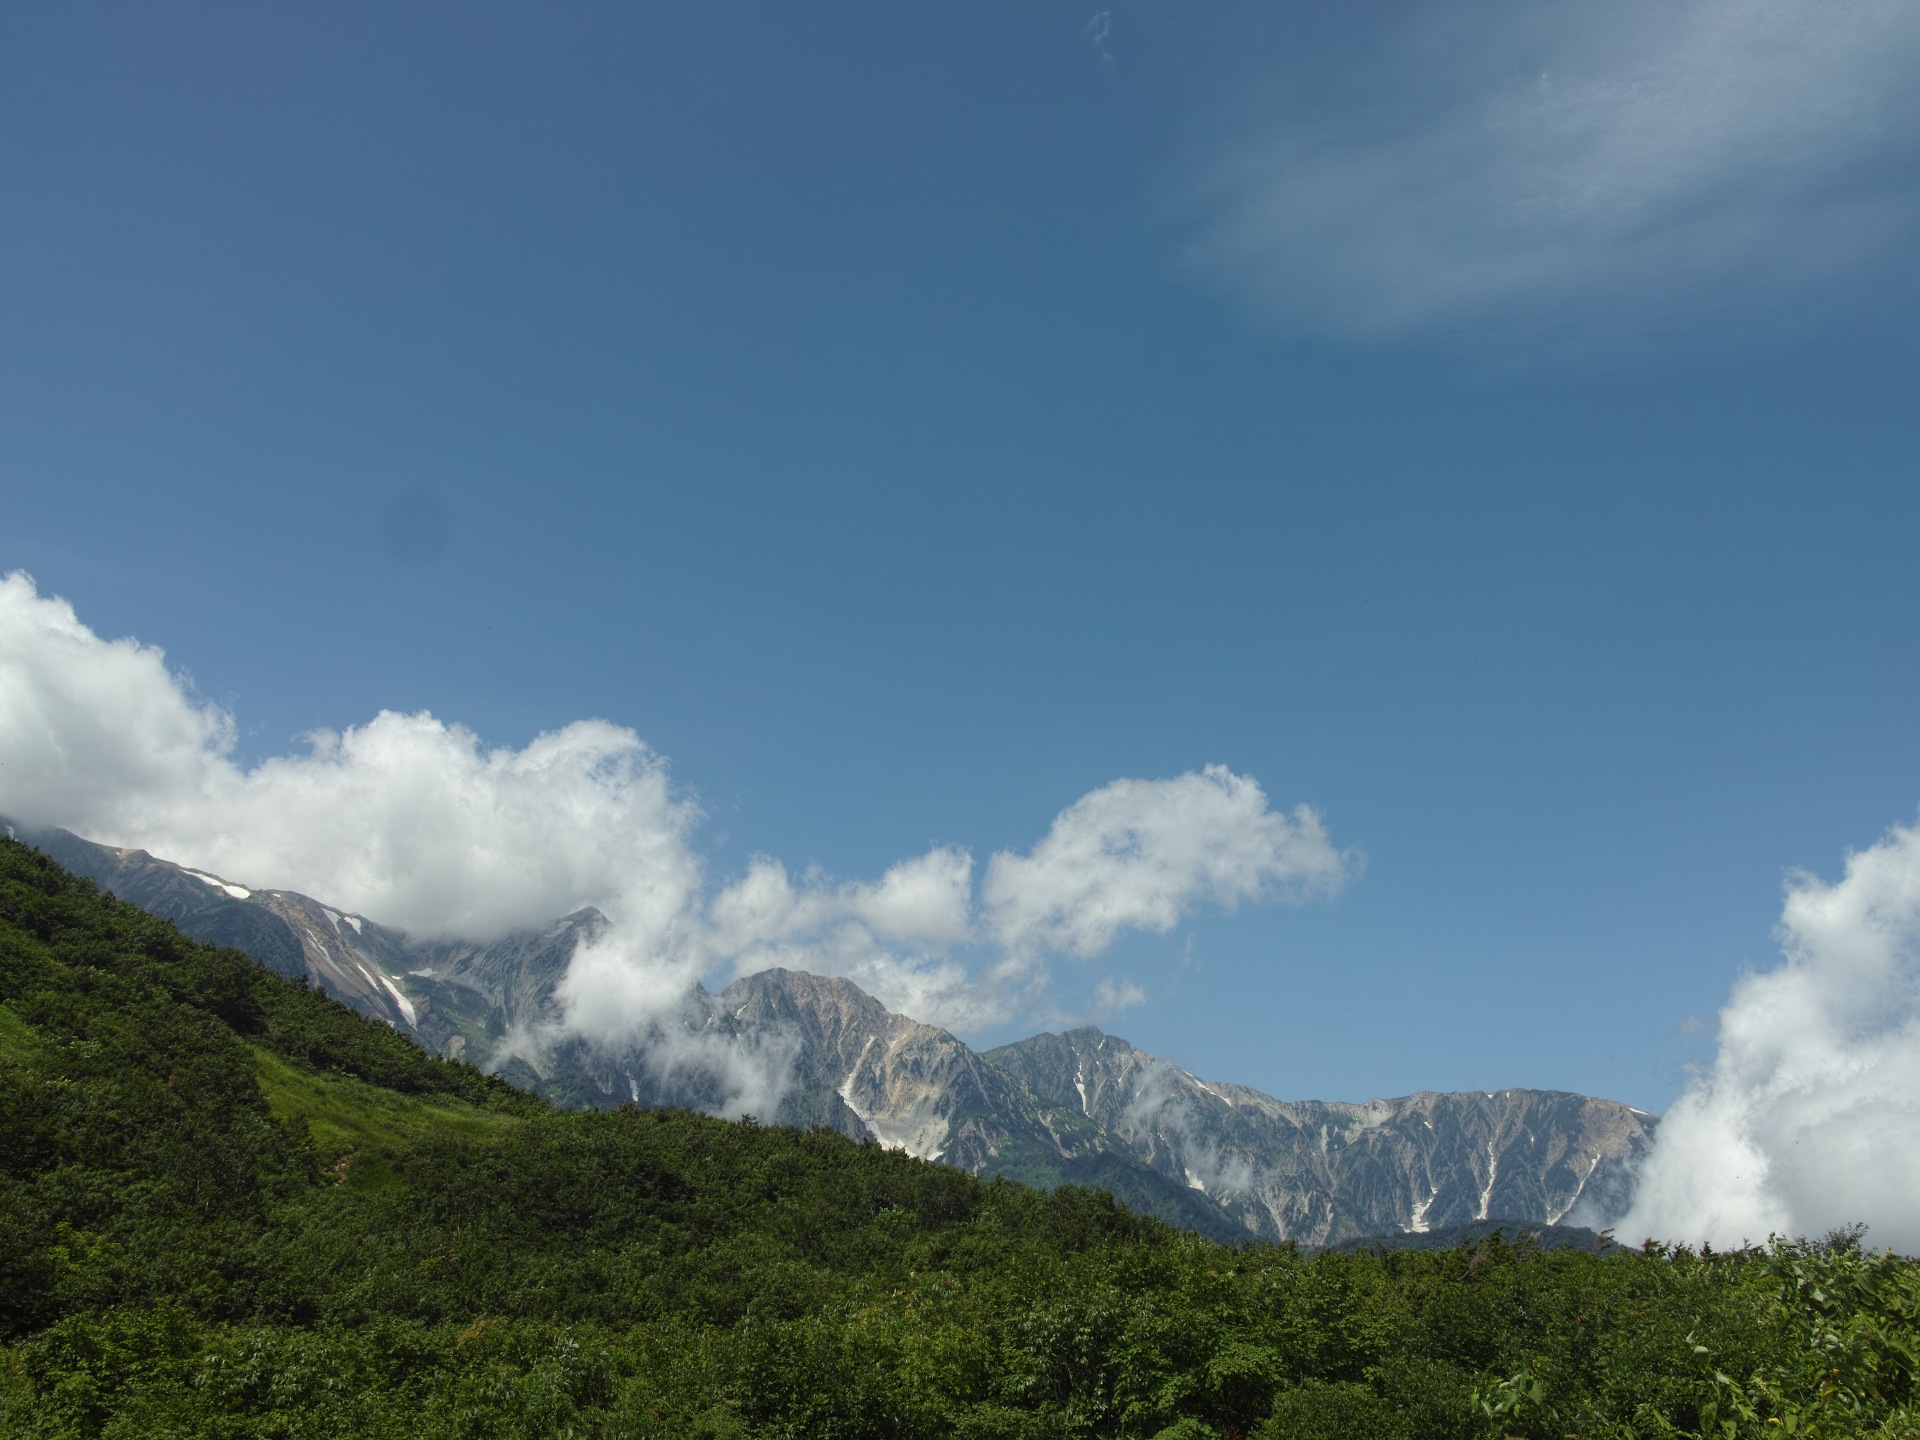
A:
[{"left": 1, "top": 835, "right": 1915, "bottom": 1438}]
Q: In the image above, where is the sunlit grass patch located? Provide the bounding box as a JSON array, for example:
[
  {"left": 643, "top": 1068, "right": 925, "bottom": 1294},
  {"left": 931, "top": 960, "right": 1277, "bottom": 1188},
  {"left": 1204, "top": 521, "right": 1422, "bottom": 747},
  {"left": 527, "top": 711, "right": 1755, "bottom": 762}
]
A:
[
  {"left": 252, "top": 1044, "right": 520, "bottom": 1188},
  {"left": 0, "top": 1001, "right": 41, "bottom": 1065}
]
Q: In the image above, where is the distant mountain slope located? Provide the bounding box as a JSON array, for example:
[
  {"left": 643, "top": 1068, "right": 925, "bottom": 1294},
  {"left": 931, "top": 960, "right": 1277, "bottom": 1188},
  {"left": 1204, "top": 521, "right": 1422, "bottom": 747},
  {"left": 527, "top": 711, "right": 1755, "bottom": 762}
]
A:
[
  {"left": 986, "top": 1026, "right": 1653, "bottom": 1245},
  {"left": 2, "top": 818, "right": 598, "bottom": 1059},
  {"left": 9, "top": 819, "right": 1656, "bottom": 1245},
  {"left": 13, "top": 832, "right": 1841, "bottom": 1440},
  {"left": 701, "top": 970, "right": 1655, "bottom": 1245},
  {"left": 713, "top": 968, "right": 1242, "bottom": 1239}
]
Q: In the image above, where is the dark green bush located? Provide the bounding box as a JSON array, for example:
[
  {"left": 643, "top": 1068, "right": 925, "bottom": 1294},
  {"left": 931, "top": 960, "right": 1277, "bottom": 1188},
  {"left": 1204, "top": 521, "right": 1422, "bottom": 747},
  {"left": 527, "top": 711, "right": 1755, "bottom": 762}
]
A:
[{"left": 2, "top": 836, "right": 1915, "bottom": 1439}]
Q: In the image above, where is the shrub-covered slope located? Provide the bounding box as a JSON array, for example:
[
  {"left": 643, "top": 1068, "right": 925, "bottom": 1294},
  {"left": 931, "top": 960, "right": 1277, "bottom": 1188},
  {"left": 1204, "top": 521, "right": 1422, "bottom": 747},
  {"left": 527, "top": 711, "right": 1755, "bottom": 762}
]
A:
[
  {"left": 9, "top": 819, "right": 1655, "bottom": 1247},
  {"left": 1, "top": 836, "right": 1916, "bottom": 1439}
]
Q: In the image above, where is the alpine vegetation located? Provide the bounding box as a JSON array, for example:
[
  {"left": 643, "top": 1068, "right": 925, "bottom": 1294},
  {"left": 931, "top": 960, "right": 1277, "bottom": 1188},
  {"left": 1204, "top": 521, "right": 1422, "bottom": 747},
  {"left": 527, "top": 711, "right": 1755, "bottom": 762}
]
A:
[{"left": 4, "top": 838, "right": 1919, "bottom": 1438}]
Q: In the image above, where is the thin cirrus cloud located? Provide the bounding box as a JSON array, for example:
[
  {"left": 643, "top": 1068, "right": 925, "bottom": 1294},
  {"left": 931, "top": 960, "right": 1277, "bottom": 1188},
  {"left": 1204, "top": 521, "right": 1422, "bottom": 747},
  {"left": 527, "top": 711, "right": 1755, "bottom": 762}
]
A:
[
  {"left": 0, "top": 570, "right": 1358, "bottom": 1043},
  {"left": 1188, "top": 0, "right": 1920, "bottom": 343}
]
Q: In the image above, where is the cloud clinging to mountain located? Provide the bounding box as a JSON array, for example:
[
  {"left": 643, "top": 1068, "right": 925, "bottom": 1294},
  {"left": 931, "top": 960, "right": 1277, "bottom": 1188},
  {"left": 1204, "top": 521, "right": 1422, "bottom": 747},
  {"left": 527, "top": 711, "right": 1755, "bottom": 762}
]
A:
[
  {"left": 1621, "top": 820, "right": 1920, "bottom": 1253},
  {"left": 1191, "top": 0, "right": 1920, "bottom": 343},
  {"left": 0, "top": 574, "right": 700, "bottom": 944},
  {"left": 0, "top": 570, "right": 1356, "bottom": 1042}
]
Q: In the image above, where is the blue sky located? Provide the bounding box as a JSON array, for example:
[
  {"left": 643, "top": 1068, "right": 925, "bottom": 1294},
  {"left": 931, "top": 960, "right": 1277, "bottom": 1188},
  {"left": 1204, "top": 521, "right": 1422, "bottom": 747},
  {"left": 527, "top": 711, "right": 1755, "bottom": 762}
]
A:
[{"left": 6, "top": 1, "right": 1920, "bottom": 1114}]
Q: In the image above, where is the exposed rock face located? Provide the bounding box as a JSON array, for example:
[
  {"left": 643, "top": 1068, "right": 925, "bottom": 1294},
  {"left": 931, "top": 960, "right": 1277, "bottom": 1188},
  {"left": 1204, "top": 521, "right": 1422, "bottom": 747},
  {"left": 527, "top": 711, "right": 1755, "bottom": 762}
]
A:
[
  {"left": 13, "top": 820, "right": 1655, "bottom": 1245},
  {"left": 2, "top": 819, "right": 594, "bottom": 1061},
  {"left": 399, "top": 911, "right": 607, "bottom": 1086},
  {"left": 988, "top": 1027, "right": 1654, "bottom": 1245},
  {"left": 722, "top": 969, "right": 994, "bottom": 1157}
]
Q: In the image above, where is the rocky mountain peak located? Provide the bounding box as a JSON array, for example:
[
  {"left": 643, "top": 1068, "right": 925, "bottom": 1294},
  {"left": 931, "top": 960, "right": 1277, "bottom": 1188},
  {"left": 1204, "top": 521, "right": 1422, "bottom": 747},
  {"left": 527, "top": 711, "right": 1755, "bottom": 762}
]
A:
[
  {"left": 15, "top": 818, "right": 1659, "bottom": 1247},
  {"left": 720, "top": 967, "right": 895, "bottom": 1044}
]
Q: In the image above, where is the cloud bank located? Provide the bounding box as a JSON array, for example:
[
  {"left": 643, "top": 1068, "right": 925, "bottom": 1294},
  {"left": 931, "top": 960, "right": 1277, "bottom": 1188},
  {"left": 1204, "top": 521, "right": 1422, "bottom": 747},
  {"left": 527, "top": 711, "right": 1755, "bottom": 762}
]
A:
[
  {"left": 0, "top": 574, "right": 699, "bottom": 944},
  {"left": 1622, "top": 820, "right": 1920, "bottom": 1253},
  {"left": 0, "top": 571, "right": 1356, "bottom": 1058},
  {"left": 1191, "top": 0, "right": 1920, "bottom": 342}
]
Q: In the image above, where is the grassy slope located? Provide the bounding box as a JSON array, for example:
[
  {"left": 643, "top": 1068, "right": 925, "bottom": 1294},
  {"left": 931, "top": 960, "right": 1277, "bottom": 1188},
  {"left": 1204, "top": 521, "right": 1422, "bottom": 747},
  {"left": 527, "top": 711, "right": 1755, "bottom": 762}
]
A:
[
  {"left": 250, "top": 1045, "right": 523, "bottom": 1190},
  {"left": 3, "top": 835, "right": 1918, "bottom": 1440}
]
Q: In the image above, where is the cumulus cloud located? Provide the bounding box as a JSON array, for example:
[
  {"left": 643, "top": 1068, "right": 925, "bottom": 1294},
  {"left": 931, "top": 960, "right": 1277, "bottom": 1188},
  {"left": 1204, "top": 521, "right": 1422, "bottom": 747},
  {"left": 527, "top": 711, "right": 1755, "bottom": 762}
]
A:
[
  {"left": 0, "top": 571, "right": 1355, "bottom": 1098},
  {"left": 0, "top": 572, "right": 699, "bottom": 942},
  {"left": 983, "top": 766, "right": 1353, "bottom": 958},
  {"left": 693, "top": 767, "right": 1357, "bottom": 1031},
  {"left": 0, "top": 572, "right": 234, "bottom": 830},
  {"left": 705, "top": 848, "right": 976, "bottom": 964},
  {"left": 692, "top": 848, "right": 1015, "bottom": 1031},
  {"left": 1190, "top": 0, "right": 1920, "bottom": 343},
  {"left": 1622, "top": 820, "right": 1920, "bottom": 1253}
]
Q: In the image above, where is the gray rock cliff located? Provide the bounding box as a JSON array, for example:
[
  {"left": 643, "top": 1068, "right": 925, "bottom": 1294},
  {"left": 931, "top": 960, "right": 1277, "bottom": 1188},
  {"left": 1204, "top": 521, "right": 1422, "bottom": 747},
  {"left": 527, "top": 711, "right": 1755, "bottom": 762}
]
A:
[{"left": 11, "top": 820, "right": 1654, "bottom": 1245}]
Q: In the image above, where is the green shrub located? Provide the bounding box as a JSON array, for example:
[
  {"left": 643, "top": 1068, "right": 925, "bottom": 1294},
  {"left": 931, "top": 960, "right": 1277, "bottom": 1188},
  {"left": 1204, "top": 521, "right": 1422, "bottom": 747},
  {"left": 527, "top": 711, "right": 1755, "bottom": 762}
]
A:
[{"left": 4, "top": 836, "right": 1919, "bottom": 1439}]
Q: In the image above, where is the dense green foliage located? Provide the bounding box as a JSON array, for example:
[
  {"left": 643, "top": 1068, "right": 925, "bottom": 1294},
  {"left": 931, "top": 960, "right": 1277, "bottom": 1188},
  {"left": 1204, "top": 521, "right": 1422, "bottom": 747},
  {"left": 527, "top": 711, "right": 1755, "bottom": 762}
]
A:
[{"left": 2, "top": 837, "right": 1916, "bottom": 1439}]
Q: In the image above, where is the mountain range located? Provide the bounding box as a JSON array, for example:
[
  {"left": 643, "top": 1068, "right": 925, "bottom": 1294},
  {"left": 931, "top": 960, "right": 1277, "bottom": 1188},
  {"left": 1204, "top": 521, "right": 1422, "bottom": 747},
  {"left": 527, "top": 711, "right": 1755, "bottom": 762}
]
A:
[{"left": 6, "top": 819, "right": 1655, "bottom": 1247}]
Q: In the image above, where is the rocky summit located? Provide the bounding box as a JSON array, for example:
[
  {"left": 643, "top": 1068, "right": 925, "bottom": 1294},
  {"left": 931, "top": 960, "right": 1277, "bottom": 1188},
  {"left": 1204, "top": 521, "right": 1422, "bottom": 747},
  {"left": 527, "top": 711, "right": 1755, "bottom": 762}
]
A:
[{"left": 10, "top": 820, "right": 1655, "bottom": 1247}]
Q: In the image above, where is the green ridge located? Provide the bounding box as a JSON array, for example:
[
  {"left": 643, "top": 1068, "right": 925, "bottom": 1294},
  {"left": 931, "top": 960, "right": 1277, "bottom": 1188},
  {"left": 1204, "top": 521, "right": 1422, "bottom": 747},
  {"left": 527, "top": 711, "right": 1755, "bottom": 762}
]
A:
[
  {"left": 2, "top": 834, "right": 1917, "bottom": 1438},
  {"left": 250, "top": 1045, "right": 524, "bottom": 1191}
]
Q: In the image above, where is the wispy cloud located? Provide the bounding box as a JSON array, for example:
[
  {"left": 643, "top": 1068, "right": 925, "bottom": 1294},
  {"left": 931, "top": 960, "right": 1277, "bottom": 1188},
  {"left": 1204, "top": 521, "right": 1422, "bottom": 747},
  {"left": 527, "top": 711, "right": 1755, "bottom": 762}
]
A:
[
  {"left": 1622, "top": 819, "right": 1920, "bottom": 1253},
  {"left": 1089, "top": 976, "right": 1147, "bottom": 1023},
  {"left": 673, "top": 766, "right": 1354, "bottom": 1034},
  {"left": 1085, "top": 9, "right": 1115, "bottom": 71},
  {"left": 1189, "top": 0, "right": 1920, "bottom": 344},
  {"left": 0, "top": 572, "right": 1357, "bottom": 1059},
  {"left": 983, "top": 766, "right": 1352, "bottom": 960},
  {"left": 1121, "top": 1059, "right": 1262, "bottom": 1198}
]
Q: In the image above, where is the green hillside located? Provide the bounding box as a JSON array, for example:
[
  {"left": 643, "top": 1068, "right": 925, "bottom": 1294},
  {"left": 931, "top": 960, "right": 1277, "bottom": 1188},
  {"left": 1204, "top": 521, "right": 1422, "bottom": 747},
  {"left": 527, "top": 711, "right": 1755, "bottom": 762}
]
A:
[{"left": 1, "top": 836, "right": 1916, "bottom": 1439}]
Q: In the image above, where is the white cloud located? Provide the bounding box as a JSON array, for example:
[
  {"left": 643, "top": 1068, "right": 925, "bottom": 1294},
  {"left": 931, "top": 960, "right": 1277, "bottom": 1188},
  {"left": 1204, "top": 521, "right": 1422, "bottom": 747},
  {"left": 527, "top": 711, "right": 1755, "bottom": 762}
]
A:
[
  {"left": 852, "top": 848, "right": 977, "bottom": 948},
  {"left": 1121, "top": 1059, "right": 1261, "bottom": 1198},
  {"left": 1088, "top": 977, "right": 1148, "bottom": 1023},
  {"left": 693, "top": 850, "right": 1016, "bottom": 1031},
  {"left": 0, "top": 571, "right": 234, "bottom": 831},
  {"left": 1621, "top": 820, "right": 1920, "bottom": 1252},
  {"left": 0, "top": 572, "right": 1354, "bottom": 1092},
  {"left": 704, "top": 848, "right": 975, "bottom": 964},
  {"left": 983, "top": 765, "right": 1353, "bottom": 958},
  {"left": 691, "top": 768, "right": 1354, "bottom": 1034},
  {"left": 0, "top": 573, "right": 699, "bottom": 943},
  {"left": 1191, "top": 0, "right": 1920, "bottom": 342}
]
